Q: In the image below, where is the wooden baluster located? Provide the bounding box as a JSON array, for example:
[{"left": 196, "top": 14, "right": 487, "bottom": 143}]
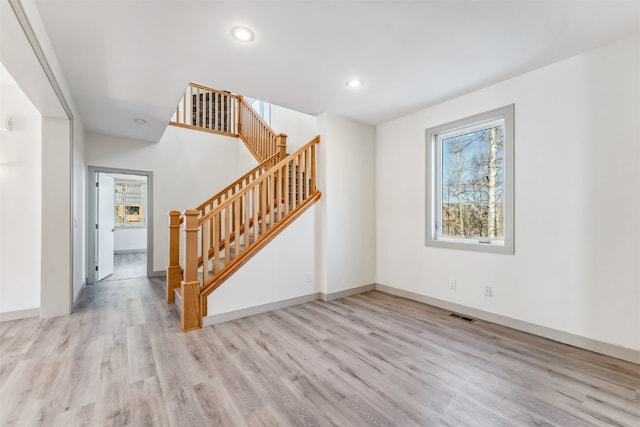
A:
[
  {"left": 166, "top": 210, "right": 182, "bottom": 303},
  {"left": 303, "top": 150, "right": 308, "bottom": 199},
  {"left": 311, "top": 141, "right": 317, "bottom": 193},
  {"left": 213, "top": 92, "right": 218, "bottom": 131},
  {"left": 284, "top": 161, "right": 290, "bottom": 214},
  {"left": 182, "top": 89, "right": 187, "bottom": 124},
  {"left": 228, "top": 94, "right": 232, "bottom": 133},
  {"left": 234, "top": 199, "right": 240, "bottom": 257},
  {"left": 212, "top": 212, "right": 219, "bottom": 274},
  {"left": 243, "top": 192, "right": 249, "bottom": 246},
  {"left": 208, "top": 212, "right": 214, "bottom": 248},
  {"left": 273, "top": 173, "right": 278, "bottom": 223},
  {"left": 261, "top": 178, "right": 267, "bottom": 232},
  {"left": 269, "top": 174, "right": 275, "bottom": 226},
  {"left": 252, "top": 187, "right": 258, "bottom": 243},
  {"left": 238, "top": 97, "right": 243, "bottom": 136},
  {"left": 224, "top": 206, "right": 230, "bottom": 266},
  {"left": 209, "top": 92, "right": 215, "bottom": 129},
  {"left": 296, "top": 154, "right": 302, "bottom": 206},
  {"left": 181, "top": 209, "right": 201, "bottom": 331},
  {"left": 202, "top": 219, "right": 210, "bottom": 284}
]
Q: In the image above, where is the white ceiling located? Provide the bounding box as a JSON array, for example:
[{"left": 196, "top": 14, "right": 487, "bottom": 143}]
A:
[{"left": 34, "top": 0, "right": 639, "bottom": 142}]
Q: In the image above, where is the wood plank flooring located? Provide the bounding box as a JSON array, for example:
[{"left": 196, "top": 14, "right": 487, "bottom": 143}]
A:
[
  {"left": 100, "top": 252, "right": 147, "bottom": 283},
  {"left": 1, "top": 277, "right": 638, "bottom": 426}
]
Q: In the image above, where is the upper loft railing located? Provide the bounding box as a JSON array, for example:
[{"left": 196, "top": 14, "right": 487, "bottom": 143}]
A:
[
  {"left": 170, "top": 82, "right": 239, "bottom": 137},
  {"left": 169, "top": 82, "right": 287, "bottom": 163}
]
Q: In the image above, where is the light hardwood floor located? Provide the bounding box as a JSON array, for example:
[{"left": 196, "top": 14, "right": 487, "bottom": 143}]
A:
[
  {"left": 1, "top": 277, "right": 638, "bottom": 426},
  {"left": 99, "top": 252, "right": 147, "bottom": 283}
]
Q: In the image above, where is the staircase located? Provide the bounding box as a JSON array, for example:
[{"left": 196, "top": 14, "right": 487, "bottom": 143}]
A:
[{"left": 165, "top": 82, "right": 321, "bottom": 331}]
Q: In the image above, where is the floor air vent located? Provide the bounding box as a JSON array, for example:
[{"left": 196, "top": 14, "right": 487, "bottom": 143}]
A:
[{"left": 449, "top": 313, "right": 476, "bottom": 323}]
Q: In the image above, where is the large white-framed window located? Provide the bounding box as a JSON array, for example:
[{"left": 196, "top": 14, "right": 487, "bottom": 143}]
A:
[{"left": 426, "top": 104, "right": 514, "bottom": 254}]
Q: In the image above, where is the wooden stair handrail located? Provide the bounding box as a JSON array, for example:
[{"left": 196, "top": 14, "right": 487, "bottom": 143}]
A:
[
  {"left": 198, "top": 136, "right": 319, "bottom": 225},
  {"left": 238, "top": 96, "right": 288, "bottom": 163},
  {"left": 194, "top": 152, "right": 279, "bottom": 215},
  {"left": 197, "top": 137, "right": 320, "bottom": 308},
  {"left": 167, "top": 83, "right": 323, "bottom": 332}
]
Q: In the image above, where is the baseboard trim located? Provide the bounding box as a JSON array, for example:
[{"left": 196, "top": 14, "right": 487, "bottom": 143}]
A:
[
  {"left": 114, "top": 249, "right": 147, "bottom": 255},
  {"left": 375, "top": 284, "right": 640, "bottom": 364},
  {"left": 72, "top": 279, "right": 88, "bottom": 310},
  {"left": 321, "top": 284, "right": 376, "bottom": 301},
  {"left": 0, "top": 307, "right": 40, "bottom": 322},
  {"left": 203, "top": 293, "right": 321, "bottom": 326},
  {"left": 148, "top": 270, "right": 166, "bottom": 278}
]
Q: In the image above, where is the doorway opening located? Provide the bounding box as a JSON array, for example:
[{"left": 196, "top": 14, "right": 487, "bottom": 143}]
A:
[{"left": 88, "top": 167, "right": 154, "bottom": 284}]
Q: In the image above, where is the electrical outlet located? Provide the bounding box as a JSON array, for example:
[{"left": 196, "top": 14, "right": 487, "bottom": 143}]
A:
[
  {"left": 307, "top": 272, "right": 313, "bottom": 283},
  {"left": 483, "top": 286, "right": 493, "bottom": 297},
  {"left": 449, "top": 279, "right": 457, "bottom": 290}
]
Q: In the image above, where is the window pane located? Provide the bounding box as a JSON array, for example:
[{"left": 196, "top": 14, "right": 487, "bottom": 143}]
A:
[
  {"left": 440, "top": 123, "right": 504, "bottom": 240},
  {"left": 115, "top": 181, "right": 145, "bottom": 226}
]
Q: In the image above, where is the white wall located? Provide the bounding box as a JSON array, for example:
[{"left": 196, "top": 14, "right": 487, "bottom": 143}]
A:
[
  {"left": 207, "top": 208, "right": 316, "bottom": 314},
  {"left": 375, "top": 35, "right": 640, "bottom": 351},
  {"left": 317, "top": 113, "right": 376, "bottom": 295},
  {"left": 2, "top": 0, "right": 87, "bottom": 315},
  {"left": 41, "top": 117, "right": 73, "bottom": 317},
  {"left": 235, "top": 103, "right": 318, "bottom": 172},
  {"left": 270, "top": 104, "right": 318, "bottom": 151},
  {"left": 86, "top": 127, "right": 248, "bottom": 272},
  {"left": 115, "top": 228, "right": 147, "bottom": 252},
  {"left": 0, "top": 83, "right": 41, "bottom": 316},
  {"left": 72, "top": 117, "right": 86, "bottom": 302}
]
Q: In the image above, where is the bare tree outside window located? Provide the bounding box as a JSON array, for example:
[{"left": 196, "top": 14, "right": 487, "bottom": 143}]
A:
[{"left": 441, "top": 124, "right": 504, "bottom": 240}]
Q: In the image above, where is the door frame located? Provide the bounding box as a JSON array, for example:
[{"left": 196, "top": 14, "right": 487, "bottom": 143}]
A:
[{"left": 87, "top": 166, "right": 154, "bottom": 285}]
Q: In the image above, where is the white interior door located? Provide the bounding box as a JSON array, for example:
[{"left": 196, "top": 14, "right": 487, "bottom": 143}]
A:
[{"left": 97, "top": 173, "right": 115, "bottom": 281}]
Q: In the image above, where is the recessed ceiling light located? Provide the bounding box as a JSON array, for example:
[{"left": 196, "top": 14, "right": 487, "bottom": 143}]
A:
[
  {"left": 346, "top": 78, "right": 363, "bottom": 89},
  {"left": 134, "top": 118, "right": 146, "bottom": 125},
  {"left": 231, "top": 26, "right": 255, "bottom": 42}
]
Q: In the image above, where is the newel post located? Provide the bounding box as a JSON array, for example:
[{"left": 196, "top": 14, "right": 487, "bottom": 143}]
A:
[
  {"left": 166, "top": 210, "right": 182, "bottom": 303},
  {"left": 276, "top": 133, "right": 288, "bottom": 161},
  {"left": 181, "top": 209, "right": 202, "bottom": 331}
]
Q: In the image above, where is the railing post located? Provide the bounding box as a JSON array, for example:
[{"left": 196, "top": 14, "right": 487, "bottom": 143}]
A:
[
  {"left": 276, "top": 133, "right": 287, "bottom": 162},
  {"left": 181, "top": 209, "right": 201, "bottom": 331},
  {"left": 166, "top": 210, "right": 182, "bottom": 303}
]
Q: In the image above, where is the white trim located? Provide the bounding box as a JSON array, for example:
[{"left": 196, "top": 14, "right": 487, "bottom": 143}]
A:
[
  {"left": 320, "top": 284, "right": 376, "bottom": 301},
  {"left": 375, "top": 284, "right": 640, "bottom": 364},
  {"left": 9, "top": 0, "right": 76, "bottom": 316},
  {"left": 72, "top": 279, "right": 87, "bottom": 309},
  {"left": 203, "top": 293, "right": 321, "bottom": 326},
  {"left": 426, "top": 104, "right": 515, "bottom": 254},
  {"left": 114, "top": 249, "right": 147, "bottom": 255},
  {"left": 0, "top": 307, "right": 40, "bottom": 322},
  {"left": 148, "top": 270, "right": 166, "bottom": 278},
  {"left": 87, "top": 167, "right": 154, "bottom": 284}
]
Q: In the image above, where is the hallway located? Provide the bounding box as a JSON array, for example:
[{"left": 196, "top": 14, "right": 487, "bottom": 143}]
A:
[{"left": 99, "top": 252, "right": 147, "bottom": 283}]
